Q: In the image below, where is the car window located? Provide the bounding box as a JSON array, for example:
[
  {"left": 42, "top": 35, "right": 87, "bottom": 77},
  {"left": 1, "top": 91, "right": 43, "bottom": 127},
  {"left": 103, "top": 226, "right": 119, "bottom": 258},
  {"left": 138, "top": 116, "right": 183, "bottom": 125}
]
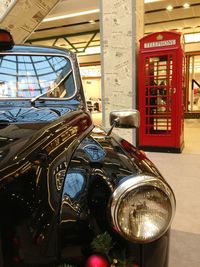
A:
[{"left": 0, "top": 54, "right": 75, "bottom": 99}]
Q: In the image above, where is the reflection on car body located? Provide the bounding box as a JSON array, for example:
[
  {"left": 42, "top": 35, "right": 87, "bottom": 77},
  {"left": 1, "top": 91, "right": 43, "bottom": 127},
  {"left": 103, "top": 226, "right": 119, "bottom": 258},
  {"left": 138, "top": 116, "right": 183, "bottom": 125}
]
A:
[{"left": 0, "top": 29, "right": 175, "bottom": 267}]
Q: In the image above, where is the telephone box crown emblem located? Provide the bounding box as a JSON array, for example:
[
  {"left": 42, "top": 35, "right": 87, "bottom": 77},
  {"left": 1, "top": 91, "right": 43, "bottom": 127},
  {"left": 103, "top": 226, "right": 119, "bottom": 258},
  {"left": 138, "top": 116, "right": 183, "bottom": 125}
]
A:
[{"left": 156, "top": 34, "right": 163, "bottom": 41}]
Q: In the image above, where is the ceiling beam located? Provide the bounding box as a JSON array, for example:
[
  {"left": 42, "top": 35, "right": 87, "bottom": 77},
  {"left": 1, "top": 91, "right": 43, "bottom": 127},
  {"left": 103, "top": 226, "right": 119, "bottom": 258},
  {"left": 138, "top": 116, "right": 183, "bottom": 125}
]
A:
[
  {"left": 34, "top": 20, "right": 99, "bottom": 33},
  {"left": 27, "top": 30, "right": 100, "bottom": 43}
]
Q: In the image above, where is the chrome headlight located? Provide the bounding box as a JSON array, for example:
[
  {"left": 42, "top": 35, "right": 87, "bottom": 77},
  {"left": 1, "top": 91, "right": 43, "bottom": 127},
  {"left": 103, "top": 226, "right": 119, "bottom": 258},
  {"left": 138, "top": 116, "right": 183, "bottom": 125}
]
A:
[{"left": 111, "top": 175, "right": 175, "bottom": 243}]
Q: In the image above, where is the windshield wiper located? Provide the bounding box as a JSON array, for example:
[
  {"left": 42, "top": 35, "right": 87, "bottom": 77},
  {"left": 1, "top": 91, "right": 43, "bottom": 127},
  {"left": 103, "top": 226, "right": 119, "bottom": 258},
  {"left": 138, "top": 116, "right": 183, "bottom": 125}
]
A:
[{"left": 30, "top": 69, "right": 72, "bottom": 107}]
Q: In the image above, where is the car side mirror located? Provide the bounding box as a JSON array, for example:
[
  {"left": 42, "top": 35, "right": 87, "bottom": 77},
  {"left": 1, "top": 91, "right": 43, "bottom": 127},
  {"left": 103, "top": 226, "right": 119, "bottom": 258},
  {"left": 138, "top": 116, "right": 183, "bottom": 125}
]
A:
[{"left": 108, "top": 109, "right": 140, "bottom": 135}]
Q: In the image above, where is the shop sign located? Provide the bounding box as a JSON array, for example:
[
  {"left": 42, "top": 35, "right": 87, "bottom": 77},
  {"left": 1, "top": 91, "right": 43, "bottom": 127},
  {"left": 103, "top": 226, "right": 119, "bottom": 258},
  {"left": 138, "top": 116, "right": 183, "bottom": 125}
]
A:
[{"left": 80, "top": 66, "right": 101, "bottom": 77}]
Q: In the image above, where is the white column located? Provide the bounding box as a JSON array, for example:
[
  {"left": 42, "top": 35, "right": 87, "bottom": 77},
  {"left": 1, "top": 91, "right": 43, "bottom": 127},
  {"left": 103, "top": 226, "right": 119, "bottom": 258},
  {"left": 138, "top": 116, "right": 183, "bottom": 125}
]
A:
[{"left": 100, "top": 0, "right": 144, "bottom": 144}]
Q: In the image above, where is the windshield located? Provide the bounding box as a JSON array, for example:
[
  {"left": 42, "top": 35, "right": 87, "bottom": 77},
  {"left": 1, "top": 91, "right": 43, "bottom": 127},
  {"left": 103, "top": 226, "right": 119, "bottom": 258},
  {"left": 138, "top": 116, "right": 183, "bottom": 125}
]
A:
[{"left": 0, "top": 54, "right": 76, "bottom": 99}]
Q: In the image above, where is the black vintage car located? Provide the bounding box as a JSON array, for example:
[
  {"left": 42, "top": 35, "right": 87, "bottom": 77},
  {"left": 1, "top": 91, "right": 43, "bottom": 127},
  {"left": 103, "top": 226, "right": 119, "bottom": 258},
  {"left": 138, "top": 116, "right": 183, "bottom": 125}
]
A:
[{"left": 0, "top": 30, "right": 175, "bottom": 267}]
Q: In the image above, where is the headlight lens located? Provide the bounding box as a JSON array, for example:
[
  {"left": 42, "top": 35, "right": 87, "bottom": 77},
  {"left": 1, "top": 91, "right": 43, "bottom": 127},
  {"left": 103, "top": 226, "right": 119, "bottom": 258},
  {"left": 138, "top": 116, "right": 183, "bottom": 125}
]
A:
[{"left": 111, "top": 175, "right": 175, "bottom": 243}]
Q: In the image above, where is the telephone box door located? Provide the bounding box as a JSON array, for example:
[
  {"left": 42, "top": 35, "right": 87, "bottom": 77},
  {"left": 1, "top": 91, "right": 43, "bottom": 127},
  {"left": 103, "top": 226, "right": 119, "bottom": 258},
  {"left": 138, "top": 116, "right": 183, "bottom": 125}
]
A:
[{"left": 139, "top": 50, "right": 177, "bottom": 147}]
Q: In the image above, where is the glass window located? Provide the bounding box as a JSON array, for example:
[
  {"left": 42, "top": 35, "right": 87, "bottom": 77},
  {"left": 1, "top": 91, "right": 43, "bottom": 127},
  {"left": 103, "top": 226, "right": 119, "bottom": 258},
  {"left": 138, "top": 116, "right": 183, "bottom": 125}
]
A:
[
  {"left": 188, "top": 55, "right": 200, "bottom": 112},
  {"left": 0, "top": 54, "right": 75, "bottom": 99}
]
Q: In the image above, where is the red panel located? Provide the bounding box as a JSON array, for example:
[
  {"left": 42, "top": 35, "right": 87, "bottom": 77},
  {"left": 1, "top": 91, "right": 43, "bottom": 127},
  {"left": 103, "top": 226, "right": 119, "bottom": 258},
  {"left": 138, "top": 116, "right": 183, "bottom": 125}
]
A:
[
  {"left": 138, "top": 32, "right": 184, "bottom": 151},
  {"left": 140, "top": 31, "right": 182, "bottom": 52}
]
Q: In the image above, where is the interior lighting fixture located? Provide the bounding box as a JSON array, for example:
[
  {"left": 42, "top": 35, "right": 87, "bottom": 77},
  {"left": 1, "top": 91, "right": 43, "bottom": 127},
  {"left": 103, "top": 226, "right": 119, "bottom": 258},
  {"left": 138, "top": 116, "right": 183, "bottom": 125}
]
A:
[
  {"left": 77, "top": 46, "right": 101, "bottom": 56},
  {"left": 183, "top": 3, "right": 190, "bottom": 8},
  {"left": 184, "top": 32, "right": 200, "bottom": 43},
  {"left": 166, "top": 5, "right": 173, "bottom": 11},
  {"left": 85, "top": 46, "right": 101, "bottom": 55},
  {"left": 88, "top": 20, "right": 96, "bottom": 24},
  {"left": 43, "top": 9, "right": 100, "bottom": 22},
  {"left": 144, "top": 0, "right": 161, "bottom": 3}
]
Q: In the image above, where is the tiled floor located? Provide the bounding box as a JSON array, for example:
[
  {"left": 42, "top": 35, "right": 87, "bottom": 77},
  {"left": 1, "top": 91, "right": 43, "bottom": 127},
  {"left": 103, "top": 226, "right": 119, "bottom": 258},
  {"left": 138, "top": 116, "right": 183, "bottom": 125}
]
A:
[{"left": 147, "top": 119, "right": 200, "bottom": 267}]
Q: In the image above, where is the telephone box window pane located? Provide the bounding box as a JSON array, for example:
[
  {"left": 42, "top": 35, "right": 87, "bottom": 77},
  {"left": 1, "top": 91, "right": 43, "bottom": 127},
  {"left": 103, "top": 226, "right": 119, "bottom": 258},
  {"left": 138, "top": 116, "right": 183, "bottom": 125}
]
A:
[{"left": 144, "top": 55, "right": 172, "bottom": 135}]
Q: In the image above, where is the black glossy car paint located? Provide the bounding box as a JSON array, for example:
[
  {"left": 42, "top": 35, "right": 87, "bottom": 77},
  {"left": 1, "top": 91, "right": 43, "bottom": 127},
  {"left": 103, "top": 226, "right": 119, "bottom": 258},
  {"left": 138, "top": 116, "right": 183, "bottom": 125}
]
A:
[
  {"left": 0, "top": 44, "right": 172, "bottom": 267},
  {"left": 60, "top": 129, "right": 170, "bottom": 267}
]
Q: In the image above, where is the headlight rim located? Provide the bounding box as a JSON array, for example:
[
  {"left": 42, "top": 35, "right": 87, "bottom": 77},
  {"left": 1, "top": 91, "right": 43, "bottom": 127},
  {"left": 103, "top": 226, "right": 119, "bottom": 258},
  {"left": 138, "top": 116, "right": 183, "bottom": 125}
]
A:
[{"left": 110, "top": 174, "right": 176, "bottom": 244}]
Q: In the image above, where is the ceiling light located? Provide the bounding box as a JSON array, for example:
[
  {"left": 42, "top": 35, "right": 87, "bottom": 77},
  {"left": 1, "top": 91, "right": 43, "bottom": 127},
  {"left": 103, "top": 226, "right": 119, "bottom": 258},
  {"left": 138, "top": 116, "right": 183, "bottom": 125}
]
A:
[
  {"left": 166, "top": 5, "right": 173, "bottom": 11},
  {"left": 43, "top": 9, "right": 100, "bottom": 22},
  {"left": 76, "top": 46, "right": 101, "bottom": 56},
  {"left": 88, "top": 20, "right": 96, "bottom": 24},
  {"left": 144, "top": 0, "right": 161, "bottom": 3},
  {"left": 85, "top": 46, "right": 101, "bottom": 55},
  {"left": 183, "top": 3, "right": 190, "bottom": 8},
  {"left": 185, "top": 33, "right": 200, "bottom": 43}
]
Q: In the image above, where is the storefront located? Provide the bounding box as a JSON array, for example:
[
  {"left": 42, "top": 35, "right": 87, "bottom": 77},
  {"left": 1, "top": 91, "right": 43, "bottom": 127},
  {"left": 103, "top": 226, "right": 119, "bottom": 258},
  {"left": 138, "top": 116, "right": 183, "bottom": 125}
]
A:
[
  {"left": 185, "top": 52, "right": 200, "bottom": 117},
  {"left": 80, "top": 65, "right": 102, "bottom": 125}
]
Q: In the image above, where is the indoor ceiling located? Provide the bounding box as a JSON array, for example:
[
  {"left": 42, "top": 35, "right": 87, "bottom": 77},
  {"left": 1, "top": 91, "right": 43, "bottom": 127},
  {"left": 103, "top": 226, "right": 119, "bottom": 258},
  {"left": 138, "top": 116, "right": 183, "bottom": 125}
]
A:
[
  {"left": 27, "top": 0, "right": 100, "bottom": 57},
  {"left": 26, "top": 0, "right": 200, "bottom": 62},
  {"left": 145, "top": 0, "right": 200, "bottom": 34}
]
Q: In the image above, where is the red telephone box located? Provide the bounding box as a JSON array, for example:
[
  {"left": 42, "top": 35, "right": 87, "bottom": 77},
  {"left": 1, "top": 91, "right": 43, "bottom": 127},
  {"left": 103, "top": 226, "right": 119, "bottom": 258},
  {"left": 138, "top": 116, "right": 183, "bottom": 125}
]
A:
[{"left": 138, "top": 31, "right": 184, "bottom": 152}]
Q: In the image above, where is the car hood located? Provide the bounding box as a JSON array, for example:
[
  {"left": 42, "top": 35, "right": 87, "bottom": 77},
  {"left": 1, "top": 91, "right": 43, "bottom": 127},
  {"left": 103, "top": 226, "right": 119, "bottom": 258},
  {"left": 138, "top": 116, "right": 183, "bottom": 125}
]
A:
[
  {"left": 66, "top": 125, "right": 164, "bottom": 188},
  {"left": 0, "top": 107, "right": 93, "bottom": 178}
]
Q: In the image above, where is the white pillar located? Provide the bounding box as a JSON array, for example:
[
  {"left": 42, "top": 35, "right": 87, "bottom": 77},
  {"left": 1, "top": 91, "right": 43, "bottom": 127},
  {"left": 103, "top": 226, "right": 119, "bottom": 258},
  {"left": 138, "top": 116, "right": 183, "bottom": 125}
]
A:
[{"left": 100, "top": 0, "right": 144, "bottom": 144}]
